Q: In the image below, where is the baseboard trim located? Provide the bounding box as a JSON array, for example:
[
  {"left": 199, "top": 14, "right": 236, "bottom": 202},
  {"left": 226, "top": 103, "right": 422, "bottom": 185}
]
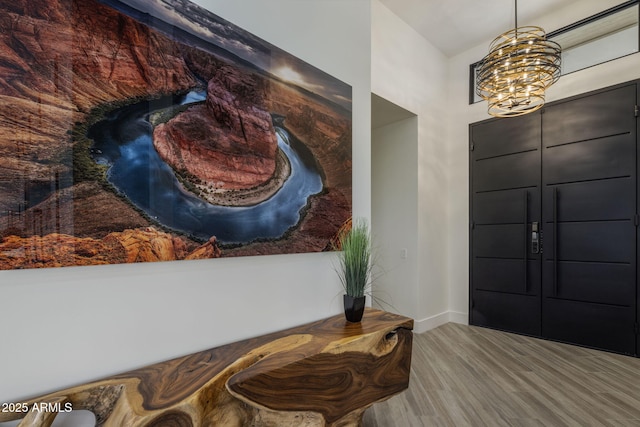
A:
[
  {"left": 448, "top": 311, "right": 468, "bottom": 326},
  {"left": 414, "top": 311, "right": 469, "bottom": 334}
]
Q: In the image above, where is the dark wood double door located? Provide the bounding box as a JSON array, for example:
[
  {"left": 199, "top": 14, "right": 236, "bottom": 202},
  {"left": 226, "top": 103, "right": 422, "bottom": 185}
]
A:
[{"left": 470, "top": 82, "right": 639, "bottom": 355}]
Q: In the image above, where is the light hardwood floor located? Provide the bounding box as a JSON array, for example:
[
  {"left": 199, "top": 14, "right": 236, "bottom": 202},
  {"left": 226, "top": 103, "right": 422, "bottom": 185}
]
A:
[{"left": 363, "top": 323, "right": 640, "bottom": 426}]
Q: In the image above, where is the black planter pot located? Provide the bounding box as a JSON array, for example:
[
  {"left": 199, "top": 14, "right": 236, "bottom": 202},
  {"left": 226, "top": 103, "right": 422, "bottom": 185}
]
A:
[{"left": 343, "top": 294, "right": 366, "bottom": 323}]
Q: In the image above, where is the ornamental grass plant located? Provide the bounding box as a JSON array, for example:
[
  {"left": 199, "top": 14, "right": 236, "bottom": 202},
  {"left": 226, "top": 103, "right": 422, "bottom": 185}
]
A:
[{"left": 337, "top": 218, "right": 372, "bottom": 298}]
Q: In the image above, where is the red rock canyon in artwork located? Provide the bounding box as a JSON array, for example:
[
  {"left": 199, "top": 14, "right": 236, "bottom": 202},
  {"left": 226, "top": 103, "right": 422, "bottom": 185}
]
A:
[{"left": 0, "top": 0, "right": 352, "bottom": 269}]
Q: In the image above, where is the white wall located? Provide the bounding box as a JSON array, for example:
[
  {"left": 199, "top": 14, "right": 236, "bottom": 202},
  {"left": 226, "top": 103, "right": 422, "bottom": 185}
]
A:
[
  {"left": 0, "top": 0, "right": 371, "bottom": 406},
  {"left": 446, "top": 0, "right": 640, "bottom": 319},
  {"left": 372, "top": 114, "right": 418, "bottom": 320},
  {"left": 371, "top": 0, "right": 450, "bottom": 332}
]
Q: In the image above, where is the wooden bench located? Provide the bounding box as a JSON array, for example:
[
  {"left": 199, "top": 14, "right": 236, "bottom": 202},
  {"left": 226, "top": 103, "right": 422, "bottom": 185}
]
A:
[{"left": 0, "top": 309, "right": 413, "bottom": 426}]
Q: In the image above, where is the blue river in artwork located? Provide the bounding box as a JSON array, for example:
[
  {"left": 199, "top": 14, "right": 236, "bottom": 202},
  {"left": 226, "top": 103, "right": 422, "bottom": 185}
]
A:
[{"left": 87, "top": 91, "right": 323, "bottom": 243}]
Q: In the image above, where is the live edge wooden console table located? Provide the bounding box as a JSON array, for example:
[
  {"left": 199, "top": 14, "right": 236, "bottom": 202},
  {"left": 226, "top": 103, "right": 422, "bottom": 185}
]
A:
[{"left": 0, "top": 309, "right": 413, "bottom": 426}]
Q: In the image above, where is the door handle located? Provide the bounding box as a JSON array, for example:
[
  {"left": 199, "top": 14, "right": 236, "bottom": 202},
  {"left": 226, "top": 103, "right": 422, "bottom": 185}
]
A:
[
  {"left": 553, "top": 187, "right": 558, "bottom": 296},
  {"left": 523, "top": 191, "right": 528, "bottom": 292}
]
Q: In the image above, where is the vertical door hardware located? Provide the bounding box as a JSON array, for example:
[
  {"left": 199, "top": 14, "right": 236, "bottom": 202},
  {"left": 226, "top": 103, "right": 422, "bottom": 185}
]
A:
[
  {"left": 553, "top": 187, "right": 558, "bottom": 297},
  {"left": 524, "top": 190, "right": 529, "bottom": 292},
  {"left": 531, "top": 222, "right": 540, "bottom": 254}
]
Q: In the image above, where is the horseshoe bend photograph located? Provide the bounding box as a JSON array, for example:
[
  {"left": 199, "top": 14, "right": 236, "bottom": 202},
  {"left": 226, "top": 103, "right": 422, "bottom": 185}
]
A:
[{"left": 0, "top": 0, "right": 353, "bottom": 270}]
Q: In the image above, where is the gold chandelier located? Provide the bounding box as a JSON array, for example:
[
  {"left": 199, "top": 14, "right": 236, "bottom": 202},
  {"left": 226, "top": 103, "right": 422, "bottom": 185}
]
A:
[{"left": 476, "top": 0, "right": 561, "bottom": 117}]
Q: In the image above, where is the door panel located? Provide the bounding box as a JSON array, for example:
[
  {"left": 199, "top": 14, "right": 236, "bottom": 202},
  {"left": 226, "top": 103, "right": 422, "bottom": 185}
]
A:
[
  {"left": 474, "top": 189, "right": 541, "bottom": 225},
  {"left": 543, "top": 299, "right": 635, "bottom": 355},
  {"left": 541, "top": 84, "right": 637, "bottom": 354},
  {"left": 474, "top": 258, "right": 540, "bottom": 294},
  {"left": 470, "top": 113, "right": 541, "bottom": 336},
  {"left": 472, "top": 113, "right": 541, "bottom": 159},
  {"left": 473, "top": 152, "right": 540, "bottom": 192},
  {"left": 472, "top": 292, "right": 540, "bottom": 336},
  {"left": 542, "top": 261, "right": 632, "bottom": 306},
  {"left": 546, "top": 221, "right": 634, "bottom": 263},
  {"left": 542, "top": 178, "right": 634, "bottom": 222},
  {"left": 473, "top": 224, "right": 525, "bottom": 259},
  {"left": 544, "top": 134, "right": 634, "bottom": 185},
  {"left": 542, "top": 84, "right": 635, "bottom": 147}
]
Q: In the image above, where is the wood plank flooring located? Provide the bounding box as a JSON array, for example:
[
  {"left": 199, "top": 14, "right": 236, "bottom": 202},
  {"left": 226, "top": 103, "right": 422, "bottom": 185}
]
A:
[{"left": 363, "top": 323, "right": 640, "bottom": 426}]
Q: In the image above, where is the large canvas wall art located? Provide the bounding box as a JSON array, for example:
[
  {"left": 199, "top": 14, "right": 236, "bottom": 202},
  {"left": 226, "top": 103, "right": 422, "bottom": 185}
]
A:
[{"left": 0, "top": 0, "right": 352, "bottom": 269}]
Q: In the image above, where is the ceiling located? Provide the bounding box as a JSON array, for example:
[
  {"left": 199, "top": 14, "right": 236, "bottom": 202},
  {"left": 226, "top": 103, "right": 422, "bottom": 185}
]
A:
[{"left": 378, "top": 0, "right": 582, "bottom": 57}]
